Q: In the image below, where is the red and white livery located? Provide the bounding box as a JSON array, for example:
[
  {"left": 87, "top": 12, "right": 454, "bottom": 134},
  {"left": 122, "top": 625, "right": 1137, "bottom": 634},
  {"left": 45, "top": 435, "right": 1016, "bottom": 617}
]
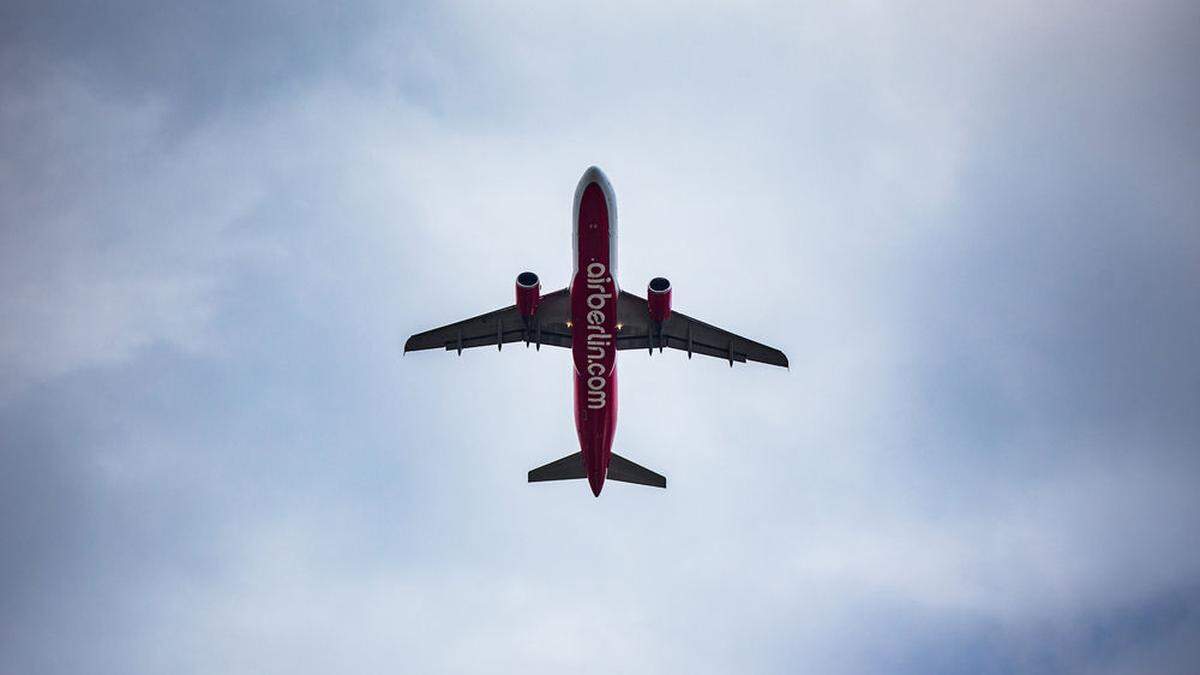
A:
[{"left": 405, "top": 167, "right": 788, "bottom": 496}]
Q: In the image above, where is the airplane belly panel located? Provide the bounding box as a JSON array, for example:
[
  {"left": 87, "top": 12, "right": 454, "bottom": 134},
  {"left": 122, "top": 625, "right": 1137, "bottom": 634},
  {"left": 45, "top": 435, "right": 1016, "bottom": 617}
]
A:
[{"left": 571, "top": 172, "right": 618, "bottom": 495}]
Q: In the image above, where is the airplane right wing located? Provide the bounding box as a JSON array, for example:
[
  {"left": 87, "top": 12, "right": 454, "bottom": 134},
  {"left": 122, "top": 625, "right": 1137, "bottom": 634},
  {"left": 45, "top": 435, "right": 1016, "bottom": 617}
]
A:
[
  {"left": 616, "top": 290, "right": 788, "bottom": 368},
  {"left": 405, "top": 288, "right": 572, "bottom": 354}
]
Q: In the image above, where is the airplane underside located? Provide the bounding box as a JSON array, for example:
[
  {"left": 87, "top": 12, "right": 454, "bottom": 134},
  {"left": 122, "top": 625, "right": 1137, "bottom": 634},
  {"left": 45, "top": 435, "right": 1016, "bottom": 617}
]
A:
[{"left": 403, "top": 166, "right": 788, "bottom": 496}]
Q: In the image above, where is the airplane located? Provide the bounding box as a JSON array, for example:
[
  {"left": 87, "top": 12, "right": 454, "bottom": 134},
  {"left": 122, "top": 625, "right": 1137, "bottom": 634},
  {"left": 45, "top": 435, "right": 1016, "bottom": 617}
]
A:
[{"left": 404, "top": 166, "right": 788, "bottom": 496}]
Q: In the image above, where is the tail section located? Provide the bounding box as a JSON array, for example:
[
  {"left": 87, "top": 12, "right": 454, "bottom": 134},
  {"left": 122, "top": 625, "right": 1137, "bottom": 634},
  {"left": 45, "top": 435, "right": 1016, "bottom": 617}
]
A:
[
  {"left": 608, "top": 453, "right": 667, "bottom": 488},
  {"left": 527, "top": 451, "right": 666, "bottom": 490}
]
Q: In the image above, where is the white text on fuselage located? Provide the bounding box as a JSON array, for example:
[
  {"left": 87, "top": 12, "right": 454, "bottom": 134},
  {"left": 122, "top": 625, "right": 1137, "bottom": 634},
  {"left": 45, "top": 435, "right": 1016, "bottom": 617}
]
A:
[{"left": 584, "top": 262, "right": 612, "bottom": 409}]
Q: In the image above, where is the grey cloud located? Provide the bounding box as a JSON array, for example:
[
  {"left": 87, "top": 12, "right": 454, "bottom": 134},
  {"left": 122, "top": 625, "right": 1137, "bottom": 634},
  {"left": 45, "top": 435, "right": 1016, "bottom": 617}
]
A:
[
  {"left": 1, "top": 2, "right": 383, "bottom": 124},
  {"left": 2, "top": 2, "right": 1198, "bottom": 674}
]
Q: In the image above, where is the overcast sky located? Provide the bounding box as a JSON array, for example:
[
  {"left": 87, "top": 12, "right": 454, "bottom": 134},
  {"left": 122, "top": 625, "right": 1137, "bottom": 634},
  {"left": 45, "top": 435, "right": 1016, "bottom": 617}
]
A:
[{"left": 2, "top": 2, "right": 1198, "bottom": 673}]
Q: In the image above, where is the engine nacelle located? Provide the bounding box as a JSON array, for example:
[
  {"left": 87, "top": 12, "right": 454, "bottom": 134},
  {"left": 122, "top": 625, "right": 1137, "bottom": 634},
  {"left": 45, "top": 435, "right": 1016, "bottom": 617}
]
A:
[
  {"left": 647, "top": 277, "right": 672, "bottom": 322},
  {"left": 515, "top": 271, "right": 541, "bottom": 318}
]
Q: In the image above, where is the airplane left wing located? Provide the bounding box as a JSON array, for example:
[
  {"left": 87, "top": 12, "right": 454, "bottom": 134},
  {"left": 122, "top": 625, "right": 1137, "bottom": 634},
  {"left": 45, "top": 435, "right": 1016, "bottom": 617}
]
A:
[
  {"left": 405, "top": 288, "right": 572, "bottom": 354},
  {"left": 616, "top": 290, "right": 788, "bottom": 368}
]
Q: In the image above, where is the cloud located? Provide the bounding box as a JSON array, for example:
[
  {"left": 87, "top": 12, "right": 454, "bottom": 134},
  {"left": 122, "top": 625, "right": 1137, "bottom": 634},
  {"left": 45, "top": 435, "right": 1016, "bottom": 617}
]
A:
[
  {"left": 1, "top": 1, "right": 1198, "bottom": 673},
  {"left": 0, "top": 72, "right": 253, "bottom": 397}
]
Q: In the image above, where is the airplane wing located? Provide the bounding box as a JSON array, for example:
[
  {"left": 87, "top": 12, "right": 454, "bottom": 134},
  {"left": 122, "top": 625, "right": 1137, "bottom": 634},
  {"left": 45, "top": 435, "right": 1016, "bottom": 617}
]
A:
[
  {"left": 405, "top": 288, "right": 572, "bottom": 354},
  {"left": 616, "top": 290, "right": 788, "bottom": 368}
]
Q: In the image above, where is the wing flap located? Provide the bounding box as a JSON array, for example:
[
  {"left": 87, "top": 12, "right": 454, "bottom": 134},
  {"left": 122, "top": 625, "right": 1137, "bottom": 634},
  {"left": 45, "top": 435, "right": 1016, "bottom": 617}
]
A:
[
  {"left": 405, "top": 288, "right": 571, "bottom": 354},
  {"left": 617, "top": 334, "right": 749, "bottom": 363},
  {"left": 615, "top": 291, "right": 787, "bottom": 367}
]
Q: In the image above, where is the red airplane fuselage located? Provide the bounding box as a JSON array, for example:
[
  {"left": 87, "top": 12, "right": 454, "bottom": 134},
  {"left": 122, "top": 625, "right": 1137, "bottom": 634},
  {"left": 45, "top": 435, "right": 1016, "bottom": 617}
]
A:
[{"left": 571, "top": 168, "right": 619, "bottom": 496}]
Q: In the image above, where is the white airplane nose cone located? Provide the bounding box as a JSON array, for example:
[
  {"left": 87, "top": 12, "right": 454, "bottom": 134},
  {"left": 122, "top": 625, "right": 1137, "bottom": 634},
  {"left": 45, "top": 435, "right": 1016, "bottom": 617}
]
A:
[
  {"left": 580, "top": 165, "right": 608, "bottom": 184},
  {"left": 576, "top": 165, "right": 614, "bottom": 197}
]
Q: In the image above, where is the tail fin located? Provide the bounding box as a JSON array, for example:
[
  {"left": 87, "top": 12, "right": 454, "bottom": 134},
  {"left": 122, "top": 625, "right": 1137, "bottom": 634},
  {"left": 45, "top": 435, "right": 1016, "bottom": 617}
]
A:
[
  {"left": 528, "top": 452, "right": 586, "bottom": 482},
  {"left": 608, "top": 453, "right": 667, "bottom": 488}
]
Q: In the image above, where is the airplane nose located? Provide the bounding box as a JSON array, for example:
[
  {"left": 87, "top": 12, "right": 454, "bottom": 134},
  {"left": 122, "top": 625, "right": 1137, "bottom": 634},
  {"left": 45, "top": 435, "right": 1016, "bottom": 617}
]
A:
[
  {"left": 576, "top": 165, "right": 614, "bottom": 199},
  {"left": 580, "top": 164, "right": 607, "bottom": 183}
]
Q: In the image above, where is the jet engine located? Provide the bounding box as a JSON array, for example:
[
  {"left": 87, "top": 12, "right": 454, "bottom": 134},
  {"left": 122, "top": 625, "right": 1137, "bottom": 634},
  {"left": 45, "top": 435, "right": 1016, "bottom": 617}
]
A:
[
  {"left": 647, "top": 277, "right": 672, "bottom": 322},
  {"left": 515, "top": 271, "right": 541, "bottom": 318}
]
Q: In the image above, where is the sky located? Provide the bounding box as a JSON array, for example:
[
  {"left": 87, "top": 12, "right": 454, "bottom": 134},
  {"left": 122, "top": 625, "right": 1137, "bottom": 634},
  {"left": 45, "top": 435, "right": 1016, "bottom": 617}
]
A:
[{"left": 1, "top": 2, "right": 1198, "bottom": 673}]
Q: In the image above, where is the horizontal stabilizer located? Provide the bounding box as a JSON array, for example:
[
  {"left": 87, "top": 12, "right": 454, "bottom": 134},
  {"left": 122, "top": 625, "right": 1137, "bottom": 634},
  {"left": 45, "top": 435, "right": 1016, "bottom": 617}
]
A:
[
  {"left": 608, "top": 453, "right": 667, "bottom": 488},
  {"left": 528, "top": 452, "right": 586, "bottom": 482}
]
